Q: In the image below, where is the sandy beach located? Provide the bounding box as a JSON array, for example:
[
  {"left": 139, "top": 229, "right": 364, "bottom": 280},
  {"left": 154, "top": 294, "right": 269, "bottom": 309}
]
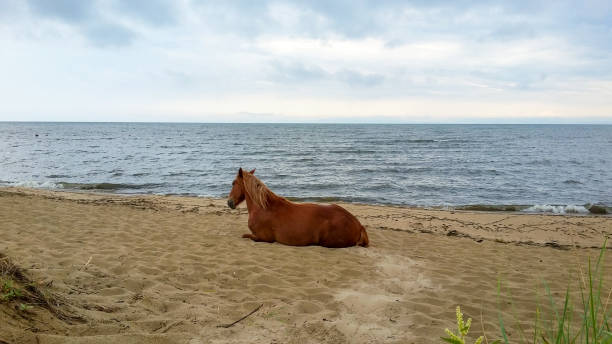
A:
[{"left": 1, "top": 187, "right": 611, "bottom": 344}]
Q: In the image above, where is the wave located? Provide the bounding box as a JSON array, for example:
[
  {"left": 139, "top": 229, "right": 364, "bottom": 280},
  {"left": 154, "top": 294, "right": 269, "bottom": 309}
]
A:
[
  {"left": 0, "top": 180, "right": 154, "bottom": 191},
  {"left": 328, "top": 149, "right": 377, "bottom": 154},
  {"left": 160, "top": 144, "right": 188, "bottom": 149},
  {"left": 526, "top": 159, "right": 553, "bottom": 166},
  {"left": 4, "top": 180, "right": 63, "bottom": 189},
  {"left": 448, "top": 203, "right": 606, "bottom": 215},
  {"left": 46, "top": 174, "right": 72, "bottom": 179},
  {"left": 457, "top": 205, "right": 523, "bottom": 212},
  {"left": 286, "top": 196, "right": 375, "bottom": 204},
  {"left": 355, "top": 167, "right": 433, "bottom": 174},
  {"left": 57, "top": 182, "right": 164, "bottom": 191},
  {"left": 376, "top": 139, "right": 437, "bottom": 144},
  {"left": 522, "top": 204, "right": 590, "bottom": 214},
  {"left": 162, "top": 172, "right": 192, "bottom": 177}
]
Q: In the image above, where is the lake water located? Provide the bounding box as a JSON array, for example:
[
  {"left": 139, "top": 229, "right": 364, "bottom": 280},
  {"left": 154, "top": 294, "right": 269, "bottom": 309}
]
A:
[{"left": 1, "top": 122, "right": 611, "bottom": 212}]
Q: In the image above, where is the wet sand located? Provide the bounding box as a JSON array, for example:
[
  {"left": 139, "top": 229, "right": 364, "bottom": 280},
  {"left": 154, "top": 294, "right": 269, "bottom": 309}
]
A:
[{"left": 1, "top": 187, "right": 611, "bottom": 343}]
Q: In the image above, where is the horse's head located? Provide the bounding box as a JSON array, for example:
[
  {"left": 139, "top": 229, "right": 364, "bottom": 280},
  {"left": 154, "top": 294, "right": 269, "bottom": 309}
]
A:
[{"left": 227, "top": 168, "right": 255, "bottom": 209}]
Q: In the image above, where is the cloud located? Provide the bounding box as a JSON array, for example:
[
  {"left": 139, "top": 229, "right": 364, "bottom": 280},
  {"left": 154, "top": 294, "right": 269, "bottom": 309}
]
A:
[
  {"left": 267, "top": 60, "right": 385, "bottom": 87},
  {"left": 83, "top": 21, "right": 135, "bottom": 47},
  {"left": 27, "top": 0, "right": 92, "bottom": 23},
  {"left": 25, "top": 0, "right": 132, "bottom": 47},
  {"left": 0, "top": 0, "right": 611, "bottom": 122},
  {"left": 114, "top": 0, "right": 178, "bottom": 26},
  {"left": 24, "top": 0, "right": 179, "bottom": 47},
  {"left": 268, "top": 61, "right": 329, "bottom": 82},
  {"left": 336, "top": 69, "right": 385, "bottom": 87}
]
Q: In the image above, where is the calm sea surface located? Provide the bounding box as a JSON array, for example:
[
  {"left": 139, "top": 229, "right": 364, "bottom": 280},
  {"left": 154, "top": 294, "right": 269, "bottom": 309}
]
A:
[{"left": 1, "top": 122, "right": 611, "bottom": 211}]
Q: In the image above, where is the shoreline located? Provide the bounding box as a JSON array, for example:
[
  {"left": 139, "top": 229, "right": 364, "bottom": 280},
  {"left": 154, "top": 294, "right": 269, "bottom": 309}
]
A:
[
  {"left": 1, "top": 187, "right": 611, "bottom": 343},
  {"left": 1, "top": 185, "right": 608, "bottom": 216}
]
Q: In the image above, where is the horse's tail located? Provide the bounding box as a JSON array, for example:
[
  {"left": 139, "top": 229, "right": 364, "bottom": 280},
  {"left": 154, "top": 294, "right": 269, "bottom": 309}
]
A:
[{"left": 357, "top": 225, "right": 369, "bottom": 247}]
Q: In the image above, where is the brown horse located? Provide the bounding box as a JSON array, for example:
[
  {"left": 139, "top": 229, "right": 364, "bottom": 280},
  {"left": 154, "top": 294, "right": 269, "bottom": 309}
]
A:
[{"left": 227, "top": 168, "right": 369, "bottom": 248}]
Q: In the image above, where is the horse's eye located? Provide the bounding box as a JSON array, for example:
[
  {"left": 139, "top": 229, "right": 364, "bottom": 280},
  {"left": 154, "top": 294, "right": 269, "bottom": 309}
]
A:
[{"left": 232, "top": 181, "right": 236, "bottom": 186}]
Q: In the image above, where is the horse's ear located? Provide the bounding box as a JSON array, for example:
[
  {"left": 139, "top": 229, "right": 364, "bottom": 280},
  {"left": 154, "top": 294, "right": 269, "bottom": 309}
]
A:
[
  {"left": 249, "top": 169, "right": 255, "bottom": 175},
  {"left": 238, "top": 168, "right": 243, "bottom": 177}
]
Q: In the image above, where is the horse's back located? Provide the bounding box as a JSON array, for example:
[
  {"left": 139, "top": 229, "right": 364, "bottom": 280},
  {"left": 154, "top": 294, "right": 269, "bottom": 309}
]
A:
[{"left": 291, "top": 202, "right": 364, "bottom": 248}]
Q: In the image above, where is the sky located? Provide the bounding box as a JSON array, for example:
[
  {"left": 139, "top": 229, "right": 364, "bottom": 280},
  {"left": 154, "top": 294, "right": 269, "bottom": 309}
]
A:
[{"left": 1, "top": 0, "right": 611, "bottom": 123}]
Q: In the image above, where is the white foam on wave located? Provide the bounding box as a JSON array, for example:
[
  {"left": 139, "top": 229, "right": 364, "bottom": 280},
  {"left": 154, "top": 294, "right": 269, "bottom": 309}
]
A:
[
  {"left": 523, "top": 204, "right": 589, "bottom": 214},
  {"left": 9, "top": 180, "right": 63, "bottom": 189}
]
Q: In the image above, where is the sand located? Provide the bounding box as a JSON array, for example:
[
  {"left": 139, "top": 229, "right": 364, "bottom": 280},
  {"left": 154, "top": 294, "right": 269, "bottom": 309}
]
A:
[{"left": 1, "top": 187, "right": 611, "bottom": 344}]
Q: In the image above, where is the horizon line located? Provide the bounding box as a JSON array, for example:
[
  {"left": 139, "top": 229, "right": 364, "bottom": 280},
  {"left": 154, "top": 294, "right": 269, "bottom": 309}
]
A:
[{"left": 1, "top": 120, "right": 612, "bottom": 125}]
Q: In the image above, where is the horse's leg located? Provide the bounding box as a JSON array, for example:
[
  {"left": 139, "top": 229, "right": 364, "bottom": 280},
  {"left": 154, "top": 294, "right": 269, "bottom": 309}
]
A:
[
  {"left": 242, "top": 233, "right": 271, "bottom": 242},
  {"left": 244, "top": 220, "right": 275, "bottom": 243},
  {"left": 242, "top": 230, "right": 274, "bottom": 243}
]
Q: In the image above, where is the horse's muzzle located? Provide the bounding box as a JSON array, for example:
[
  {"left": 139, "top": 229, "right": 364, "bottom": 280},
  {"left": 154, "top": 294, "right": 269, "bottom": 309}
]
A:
[{"left": 227, "top": 199, "right": 235, "bottom": 209}]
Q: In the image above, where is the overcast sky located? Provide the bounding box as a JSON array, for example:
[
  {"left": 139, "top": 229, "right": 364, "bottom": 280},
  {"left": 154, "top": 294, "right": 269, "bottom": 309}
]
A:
[{"left": 1, "top": 0, "right": 611, "bottom": 123}]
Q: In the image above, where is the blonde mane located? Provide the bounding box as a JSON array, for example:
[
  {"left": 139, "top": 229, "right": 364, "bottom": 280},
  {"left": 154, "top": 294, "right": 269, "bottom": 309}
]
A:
[{"left": 242, "top": 172, "right": 278, "bottom": 209}]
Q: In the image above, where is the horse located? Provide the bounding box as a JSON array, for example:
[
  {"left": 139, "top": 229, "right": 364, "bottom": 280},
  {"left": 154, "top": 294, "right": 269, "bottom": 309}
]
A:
[{"left": 227, "top": 168, "right": 369, "bottom": 248}]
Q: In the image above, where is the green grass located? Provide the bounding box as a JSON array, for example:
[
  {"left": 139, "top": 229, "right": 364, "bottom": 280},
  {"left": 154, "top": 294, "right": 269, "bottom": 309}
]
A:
[
  {"left": 1, "top": 271, "right": 34, "bottom": 313},
  {"left": 441, "top": 306, "right": 484, "bottom": 344},
  {"left": 1, "top": 253, "right": 82, "bottom": 321},
  {"left": 445, "top": 239, "right": 612, "bottom": 344},
  {"left": 1, "top": 278, "right": 23, "bottom": 302}
]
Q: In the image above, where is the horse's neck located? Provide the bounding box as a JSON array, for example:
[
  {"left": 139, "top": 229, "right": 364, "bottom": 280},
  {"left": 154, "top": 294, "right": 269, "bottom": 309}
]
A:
[
  {"left": 244, "top": 190, "right": 265, "bottom": 214},
  {"left": 244, "top": 192, "right": 256, "bottom": 212},
  {"left": 244, "top": 190, "right": 285, "bottom": 214}
]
